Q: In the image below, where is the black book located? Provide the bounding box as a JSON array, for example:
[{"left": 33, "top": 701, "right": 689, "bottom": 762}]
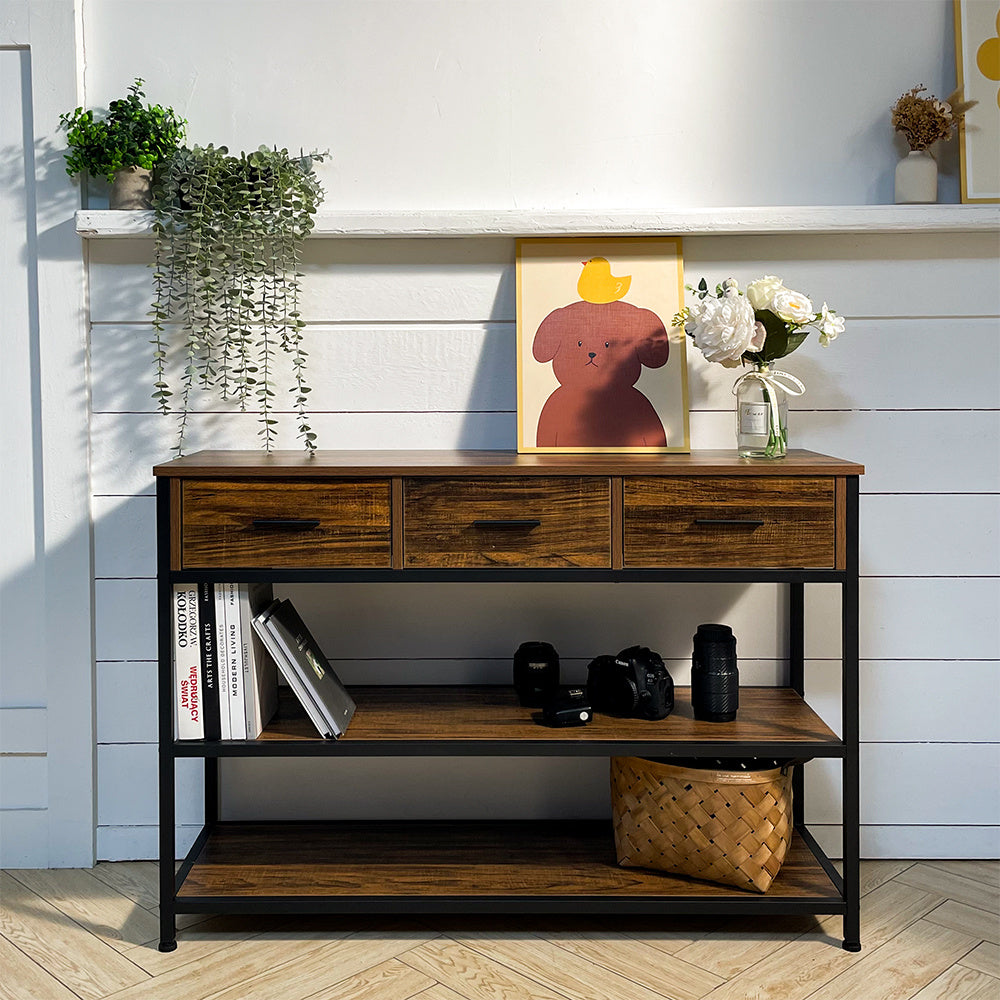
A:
[
  {"left": 198, "top": 582, "right": 222, "bottom": 741},
  {"left": 251, "top": 599, "right": 355, "bottom": 739}
]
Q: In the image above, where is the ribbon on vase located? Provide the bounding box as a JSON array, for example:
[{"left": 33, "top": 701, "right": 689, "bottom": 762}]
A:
[{"left": 732, "top": 367, "right": 805, "bottom": 444}]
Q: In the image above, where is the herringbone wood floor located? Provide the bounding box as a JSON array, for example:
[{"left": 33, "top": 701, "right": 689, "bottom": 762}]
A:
[{"left": 1, "top": 860, "right": 997, "bottom": 1000}]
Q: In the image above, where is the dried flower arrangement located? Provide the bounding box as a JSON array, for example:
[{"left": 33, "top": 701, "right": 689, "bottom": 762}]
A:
[{"left": 891, "top": 85, "right": 977, "bottom": 152}]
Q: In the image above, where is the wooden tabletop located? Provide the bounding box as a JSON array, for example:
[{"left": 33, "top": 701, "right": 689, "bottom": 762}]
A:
[{"left": 155, "top": 449, "right": 864, "bottom": 478}]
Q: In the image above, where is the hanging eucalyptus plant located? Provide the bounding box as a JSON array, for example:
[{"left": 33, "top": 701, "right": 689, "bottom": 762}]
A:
[{"left": 150, "top": 144, "right": 326, "bottom": 453}]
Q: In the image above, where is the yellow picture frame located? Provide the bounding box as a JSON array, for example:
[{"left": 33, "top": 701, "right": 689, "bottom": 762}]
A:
[
  {"left": 516, "top": 237, "right": 689, "bottom": 454},
  {"left": 955, "top": 0, "right": 1000, "bottom": 203}
]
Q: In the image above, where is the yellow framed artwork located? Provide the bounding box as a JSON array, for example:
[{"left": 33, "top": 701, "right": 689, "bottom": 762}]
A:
[
  {"left": 516, "top": 237, "right": 689, "bottom": 454},
  {"left": 955, "top": 0, "right": 1000, "bottom": 202}
]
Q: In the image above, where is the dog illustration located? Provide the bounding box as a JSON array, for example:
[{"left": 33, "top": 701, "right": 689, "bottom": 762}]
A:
[{"left": 532, "top": 281, "right": 670, "bottom": 448}]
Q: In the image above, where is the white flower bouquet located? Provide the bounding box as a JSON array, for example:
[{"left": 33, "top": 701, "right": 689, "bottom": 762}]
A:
[
  {"left": 674, "top": 276, "right": 845, "bottom": 457},
  {"left": 675, "top": 275, "right": 845, "bottom": 369}
]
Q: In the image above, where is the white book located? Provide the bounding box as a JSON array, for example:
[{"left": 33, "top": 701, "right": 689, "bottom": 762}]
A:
[
  {"left": 252, "top": 599, "right": 355, "bottom": 739},
  {"left": 240, "top": 583, "right": 278, "bottom": 739},
  {"left": 214, "top": 585, "right": 232, "bottom": 739},
  {"left": 222, "top": 582, "right": 247, "bottom": 740},
  {"left": 172, "top": 583, "right": 203, "bottom": 740}
]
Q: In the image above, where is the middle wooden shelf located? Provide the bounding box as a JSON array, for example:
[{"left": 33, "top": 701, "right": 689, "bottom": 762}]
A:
[{"left": 173, "top": 685, "right": 842, "bottom": 757}]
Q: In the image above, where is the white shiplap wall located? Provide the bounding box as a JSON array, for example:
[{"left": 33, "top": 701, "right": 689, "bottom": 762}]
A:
[{"left": 89, "top": 224, "right": 999, "bottom": 860}]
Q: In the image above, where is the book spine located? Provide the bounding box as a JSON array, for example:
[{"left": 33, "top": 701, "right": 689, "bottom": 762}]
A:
[
  {"left": 198, "top": 582, "right": 222, "bottom": 741},
  {"left": 214, "top": 585, "right": 232, "bottom": 739},
  {"left": 244, "top": 583, "right": 277, "bottom": 739},
  {"left": 224, "top": 582, "right": 247, "bottom": 740},
  {"left": 172, "top": 583, "right": 203, "bottom": 740}
]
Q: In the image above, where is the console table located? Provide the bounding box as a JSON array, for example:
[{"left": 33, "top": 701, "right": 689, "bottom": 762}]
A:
[{"left": 154, "top": 449, "right": 863, "bottom": 952}]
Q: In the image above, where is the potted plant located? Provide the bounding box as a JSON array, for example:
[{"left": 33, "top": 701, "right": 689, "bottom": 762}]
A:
[
  {"left": 59, "top": 78, "right": 186, "bottom": 208},
  {"left": 890, "top": 85, "right": 976, "bottom": 203},
  {"left": 150, "top": 144, "right": 326, "bottom": 453}
]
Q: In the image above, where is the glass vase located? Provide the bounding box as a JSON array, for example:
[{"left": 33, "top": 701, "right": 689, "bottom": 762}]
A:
[{"left": 735, "top": 366, "right": 788, "bottom": 458}]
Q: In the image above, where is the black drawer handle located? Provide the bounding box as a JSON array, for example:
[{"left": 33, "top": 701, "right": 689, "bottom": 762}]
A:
[
  {"left": 472, "top": 519, "right": 542, "bottom": 530},
  {"left": 694, "top": 518, "right": 765, "bottom": 528},
  {"left": 251, "top": 518, "right": 321, "bottom": 531}
]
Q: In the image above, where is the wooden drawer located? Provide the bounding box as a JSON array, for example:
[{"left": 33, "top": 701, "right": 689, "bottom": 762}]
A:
[
  {"left": 403, "top": 477, "right": 611, "bottom": 568},
  {"left": 623, "top": 476, "right": 837, "bottom": 568},
  {"left": 180, "top": 479, "right": 391, "bottom": 568}
]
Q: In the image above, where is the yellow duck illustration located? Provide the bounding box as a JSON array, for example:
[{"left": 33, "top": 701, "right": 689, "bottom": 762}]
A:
[{"left": 577, "top": 257, "right": 632, "bottom": 304}]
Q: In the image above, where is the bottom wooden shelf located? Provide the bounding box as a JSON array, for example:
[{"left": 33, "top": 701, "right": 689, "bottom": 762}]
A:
[{"left": 175, "top": 820, "right": 844, "bottom": 915}]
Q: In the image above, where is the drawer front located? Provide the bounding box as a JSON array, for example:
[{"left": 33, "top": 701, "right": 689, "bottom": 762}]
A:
[
  {"left": 623, "top": 476, "right": 837, "bottom": 568},
  {"left": 403, "top": 477, "right": 611, "bottom": 568},
  {"left": 181, "top": 479, "right": 391, "bottom": 568}
]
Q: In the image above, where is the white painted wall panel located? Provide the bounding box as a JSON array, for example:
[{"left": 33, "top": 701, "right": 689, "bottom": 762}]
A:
[
  {"left": 88, "top": 316, "right": 1000, "bottom": 417},
  {"left": 803, "top": 578, "right": 1000, "bottom": 663},
  {"left": 220, "top": 757, "right": 610, "bottom": 822},
  {"left": 97, "top": 662, "right": 157, "bottom": 745},
  {"left": 0, "top": 708, "right": 47, "bottom": 754},
  {"left": 87, "top": 237, "right": 516, "bottom": 325},
  {"left": 284, "top": 581, "right": 793, "bottom": 664},
  {"left": 94, "top": 579, "right": 156, "bottom": 663},
  {"left": 96, "top": 824, "right": 201, "bottom": 863},
  {"left": 857, "top": 578, "right": 999, "bottom": 661},
  {"left": 805, "top": 659, "right": 1000, "bottom": 744},
  {"left": 328, "top": 657, "right": 785, "bottom": 689},
  {"left": 82, "top": 1, "right": 962, "bottom": 208},
  {"left": 808, "top": 825, "right": 1000, "bottom": 861},
  {"left": 0, "top": 757, "right": 47, "bottom": 810},
  {"left": 96, "top": 746, "right": 203, "bottom": 827},
  {"left": 683, "top": 233, "right": 1000, "bottom": 319},
  {"left": 806, "top": 745, "right": 1000, "bottom": 826},
  {"left": 860, "top": 495, "right": 1000, "bottom": 577},
  {"left": 92, "top": 496, "right": 156, "bottom": 578},
  {"left": 0, "top": 811, "right": 50, "bottom": 868},
  {"left": 90, "top": 323, "right": 517, "bottom": 415},
  {"left": 799, "top": 410, "right": 1000, "bottom": 494}
]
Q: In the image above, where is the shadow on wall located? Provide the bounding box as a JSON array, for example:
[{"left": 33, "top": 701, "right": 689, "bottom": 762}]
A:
[{"left": 457, "top": 237, "right": 516, "bottom": 450}]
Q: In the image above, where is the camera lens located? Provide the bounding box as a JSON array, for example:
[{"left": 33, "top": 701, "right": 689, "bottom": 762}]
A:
[{"left": 692, "top": 623, "right": 739, "bottom": 722}]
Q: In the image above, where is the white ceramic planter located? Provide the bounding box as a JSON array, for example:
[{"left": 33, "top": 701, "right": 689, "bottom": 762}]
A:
[{"left": 109, "top": 166, "right": 153, "bottom": 210}]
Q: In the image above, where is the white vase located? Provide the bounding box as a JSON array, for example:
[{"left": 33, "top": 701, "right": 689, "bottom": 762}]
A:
[{"left": 894, "top": 150, "right": 937, "bottom": 205}]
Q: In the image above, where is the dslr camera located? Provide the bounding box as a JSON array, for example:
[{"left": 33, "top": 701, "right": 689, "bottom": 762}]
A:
[{"left": 587, "top": 645, "right": 674, "bottom": 720}]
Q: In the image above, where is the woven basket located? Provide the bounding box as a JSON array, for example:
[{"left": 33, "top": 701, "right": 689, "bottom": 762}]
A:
[{"left": 611, "top": 756, "right": 793, "bottom": 893}]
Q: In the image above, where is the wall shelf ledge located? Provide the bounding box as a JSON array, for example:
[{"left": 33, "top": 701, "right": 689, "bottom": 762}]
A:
[{"left": 76, "top": 204, "right": 999, "bottom": 239}]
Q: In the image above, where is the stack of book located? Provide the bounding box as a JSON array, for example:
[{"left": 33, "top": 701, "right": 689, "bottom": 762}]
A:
[
  {"left": 170, "top": 582, "right": 279, "bottom": 740},
  {"left": 251, "top": 599, "right": 356, "bottom": 740}
]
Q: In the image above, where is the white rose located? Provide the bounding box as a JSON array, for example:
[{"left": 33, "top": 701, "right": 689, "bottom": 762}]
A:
[
  {"left": 771, "top": 288, "right": 815, "bottom": 324},
  {"left": 688, "top": 289, "right": 758, "bottom": 365},
  {"left": 746, "top": 275, "right": 785, "bottom": 311},
  {"left": 819, "top": 302, "right": 845, "bottom": 346}
]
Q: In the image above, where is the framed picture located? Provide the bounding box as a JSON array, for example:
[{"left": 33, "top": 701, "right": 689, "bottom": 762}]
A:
[
  {"left": 955, "top": 0, "right": 1000, "bottom": 203},
  {"left": 516, "top": 237, "right": 689, "bottom": 454}
]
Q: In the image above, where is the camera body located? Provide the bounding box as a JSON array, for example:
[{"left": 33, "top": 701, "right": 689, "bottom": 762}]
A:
[{"left": 587, "top": 645, "right": 674, "bottom": 720}]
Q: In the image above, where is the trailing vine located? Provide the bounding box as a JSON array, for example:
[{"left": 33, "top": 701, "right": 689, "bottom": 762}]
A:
[{"left": 150, "top": 144, "right": 325, "bottom": 454}]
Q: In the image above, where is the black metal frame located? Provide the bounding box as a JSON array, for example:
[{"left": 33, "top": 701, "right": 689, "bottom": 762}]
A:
[{"left": 156, "top": 475, "right": 862, "bottom": 953}]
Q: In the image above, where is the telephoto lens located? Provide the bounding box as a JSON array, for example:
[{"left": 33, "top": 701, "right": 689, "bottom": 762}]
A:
[{"left": 691, "top": 623, "right": 739, "bottom": 722}]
